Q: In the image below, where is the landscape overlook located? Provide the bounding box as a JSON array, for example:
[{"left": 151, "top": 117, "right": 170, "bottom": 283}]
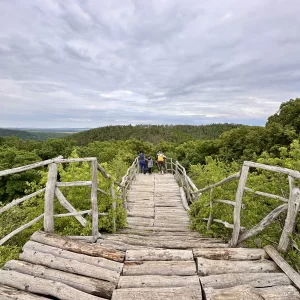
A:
[{"left": 0, "top": 1, "right": 300, "bottom": 299}]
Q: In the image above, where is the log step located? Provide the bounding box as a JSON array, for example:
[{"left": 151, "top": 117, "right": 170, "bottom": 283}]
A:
[
  {"left": 126, "top": 249, "right": 194, "bottom": 261},
  {"left": 112, "top": 286, "right": 202, "bottom": 300},
  {"left": 197, "top": 257, "right": 280, "bottom": 276},
  {"left": 118, "top": 275, "right": 200, "bottom": 288},
  {"left": 0, "top": 284, "right": 50, "bottom": 300},
  {"left": 193, "top": 248, "right": 268, "bottom": 261},
  {"left": 0, "top": 270, "right": 106, "bottom": 300},
  {"left": 3, "top": 260, "right": 115, "bottom": 299},
  {"left": 204, "top": 284, "right": 300, "bottom": 300},
  {"left": 123, "top": 261, "right": 197, "bottom": 276},
  {"left": 200, "top": 272, "right": 291, "bottom": 289}
]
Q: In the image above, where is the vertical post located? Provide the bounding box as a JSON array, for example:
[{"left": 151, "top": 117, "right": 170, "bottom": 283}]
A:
[
  {"left": 229, "top": 164, "right": 249, "bottom": 247},
  {"left": 91, "top": 160, "right": 99, "bottom": 239},
  {"left": 171, "top": 158, "right": 173, "bottom": 174},
  {"left": 122, "top": 186, "right": 127, "bottom": 210},
  {"left": 110, "top": 183, "right": 116, "bottom": 233},
  {"left": 278, "top": 176, "right": 300, "bottom": 252},
  {"left": 44, "top": 163, "right": 58, "bottom": 233},
  {"left": 184, "top": 171, "right": 191, "bottom": 203},
  {"left": 207, "top": 187, "right": 214, "bottom": 230},
  {"left": 175, "top": 161, "right": 178, "bottom": 179}
]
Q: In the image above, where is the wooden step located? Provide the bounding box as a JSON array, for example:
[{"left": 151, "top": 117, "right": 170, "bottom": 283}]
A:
[
  {"left": 197, "top": 257, "right": 280, "bottom": 276},
  {"left": 126, "top": 249, "right": 194, "bottom": 261},
  {"left": 22, "top": 241, "right": 123, "bottom": 272},
  {"left": 200, "top": 272, "right": 291, "bottom": 289},
  {"left": 204, "top": 284, "right": 300, "bottom": 300},
  {"left": 118, "top": 275, "right": 200, "bottom": 288},
  {"left": 0, "top": 270, "right": 106, "bottom": 300},
  {"left": 112, "top": 286, "right": 202, "bottom": 300},
  {"left": 125, "top": 225, "right": 191, "bottom": 232},
  {"left": 0, "top": 284, "right": 50, "bottom": 299},
  {"left": 3, "top": 260, "right": 115, "bottom": 299},
  {"left": 123, "top": 261, "right": 197, "bottom": 276},
  {"left": 193, "top": 248, "right": 268, "bottom": 261}
]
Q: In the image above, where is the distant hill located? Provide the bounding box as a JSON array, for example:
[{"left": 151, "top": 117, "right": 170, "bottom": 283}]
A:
[
  {"left": 0, "top": 128, "right": 70, "bottom": 140},
  {"left": 67, "top": 124, "right": 244, "bottom": 145}
]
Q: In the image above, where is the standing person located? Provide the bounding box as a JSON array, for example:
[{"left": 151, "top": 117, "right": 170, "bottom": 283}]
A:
[
  {"left": 156, "top": 150, "right": 166, "bottom": 174},
  {"left": 138, "top": 151, "right": 146, "bottom": 174},
  {"left": 147, "top": 156, "right": 153, "bottom": 174}
]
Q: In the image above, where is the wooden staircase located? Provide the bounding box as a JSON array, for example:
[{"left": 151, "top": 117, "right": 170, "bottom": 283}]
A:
[{"left": 1, "top": 173, "right": 300, "bottom": 299}]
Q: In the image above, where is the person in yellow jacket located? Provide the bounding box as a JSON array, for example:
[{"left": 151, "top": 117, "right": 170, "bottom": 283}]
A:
[{"left": 156, "top": 151, "right": 166, "bottom": 174}]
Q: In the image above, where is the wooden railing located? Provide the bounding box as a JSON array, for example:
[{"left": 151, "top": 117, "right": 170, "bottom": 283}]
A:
[
  {"left": 171, "top": 160, "right": 300, "bottom": 253},
  {"left": 0, "top": 156, "right": 129, "bottom": 245}
]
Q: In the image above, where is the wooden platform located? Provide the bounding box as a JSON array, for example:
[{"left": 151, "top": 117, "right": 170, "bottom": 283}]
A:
[{"left": 1, "top": 173, "right": 299, "bottom": 299}]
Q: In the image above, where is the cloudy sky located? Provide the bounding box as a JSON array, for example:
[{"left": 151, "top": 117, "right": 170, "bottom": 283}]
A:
[{"left": 1, "top": 0, "right": 300, "bottom": 128}]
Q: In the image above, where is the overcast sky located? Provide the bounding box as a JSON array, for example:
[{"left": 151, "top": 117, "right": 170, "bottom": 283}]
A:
[{"left": 1, "top": 0, "right": 300, "bottom": 128}]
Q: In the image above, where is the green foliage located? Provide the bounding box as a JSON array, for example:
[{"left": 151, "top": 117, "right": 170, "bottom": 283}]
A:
[{"left": 0, "top": 128, "right": 69, "bottom": 140}]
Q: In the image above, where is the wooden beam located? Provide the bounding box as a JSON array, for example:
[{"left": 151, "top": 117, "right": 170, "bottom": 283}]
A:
[
  {"left": 264, "top": 245, "right": 300, "bottom": 290},
  {"left": 0, "top": 214, "right": 44, "bottom": 246},
  {"left": 229, "top": 165, "right": 249, "bottom": 247},
  {"left": 244, "top": 187, "right": 288, "bottom": 202},
  {"left": 244, "top": 161, "right": 300, "bottom": 179},
  {"left": 238, "top": 203, "right": 288, "bottom": 244},
  {"left": 179, "top": 187, "right": 190, "bottom": 211},
  {"left": 55, "top": 187, "right": 87, "bottom": 226},
  {"left": 0, "top": 156, "right": 62, "bottom": 177},
  {"left": 91, "top": 160, "right": 99, "bottom": 239},
  {"left": 0, "top": 188, "right": 45, "bottom": 215},
  {"left": 54, "top": 210, "right": 92, "bottom": 218},
  {"left": 193, "top": 172, "right": 240, "bottom": 195},
  {"left": 56, "top": 181, "right": 92, "bottom": 187},
  {"left": 43, "top": 163, "right": 58, "bottom": 233},
  {"left": 278, "top": 176, "right": 300, "bottom": 252},
  {"left": 54, "top": 157, "right": 97, "bottom": 163}
]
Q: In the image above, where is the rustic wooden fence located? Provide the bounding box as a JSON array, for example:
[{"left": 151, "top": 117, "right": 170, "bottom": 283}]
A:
[
  {"left": 0, "top": 156, "right": 137, "bottom": 246},
  {"left": 168, "top": 159, "right": 300, "bottom": 253}
]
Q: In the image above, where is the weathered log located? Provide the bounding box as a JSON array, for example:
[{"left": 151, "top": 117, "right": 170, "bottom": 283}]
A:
[
  {"left": 54, "top": 157, "right": 96, "bottom": 163},
  {"left": 117, "top": 275, "right": 200, "bottom": 288},
  {"left": 278, "top": 179, "right": 300, "bottom": 252},
  {"left": 23, "top": 241, "right": 123, "bottom": 272},
  {"left": 44, "top": 163, "right": 58, "bottom": 232},
  {"left": 200, "top": 272, "right": 290, "bottom": 289},
  {"left": 264, "top": 245, "right": 300, "bottom": 290},
  {"left": 197, "top": 256, "right": 279, "bottom": 276},
  {"left": 91, "top": 160, "right": 99, "bottom": 238},
  {"left": 20, "top": 249, "right": 120, "bottom": 283},
  {"left": 205, "top": 284, "right": 300, "bottom": 300},
  {"left": 4, "top": 260, "right": 115, "bottom": 299},
  {"left": 30, "top": 231, "right": 125, "bottom": 262},
  {"left": 193, "top": 248, "right": 268, "bottom": 261},
  {"left": 56, "top": 181, "right": 92, "bottom": 187},
  {"left": 54, "top": 210, "right": 93, "bottom": 218},
  {"left": 54, "top": 187, "right": 87, "bottom": 226},
  {"left": 0, "top": 284, "right": 50, "bottom": 300},
  {"left": 0, "top": 214, "right": 44, "bottom": 246},
  {"left": 238, "top": 203, "right": 288, "bottom": 244},
  {"left": 126, "top": 249, "right": 194, "bottom": 261},
  {"left": 179, "top": 187, "right": 190, "bottom": 210},
  {"left": 0, "top": 188, "right": 46, "bottom": 215},
  {"left": 0, "top": 270, "right": 105, "bottom": 300},
  {"left": 244, "top": 161, "right": 300, "bottom": 179},
  {"left": 0, "top": 156, "right": 62, "bottom": 177},
  {"left": 244, "top": 187, "right": 288, "bottom": 202},
  {"left": 123, "top": 261, "right": 196, "bottom": 276},
  {"left": 111, "top": 286, "right": 202, "bottom": 300},
  {"left": 230, "top": 165, "right": 249, "bottom": 247}
]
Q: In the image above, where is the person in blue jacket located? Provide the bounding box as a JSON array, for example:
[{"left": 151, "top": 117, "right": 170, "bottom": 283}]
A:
[{"left": 138, "top": 151, "right": 147, "bottom": 174}]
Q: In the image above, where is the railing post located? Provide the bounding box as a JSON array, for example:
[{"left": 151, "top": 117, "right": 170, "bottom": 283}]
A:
[
  {"left": 229, "top": 164, "right": 249, "bottom": 247},
  {"left": 110, "top": 183, "right": 116, "bottom": 233},
  {"left": 122, "top": 186, "right": 127, "bottom": 210},
  {"left": 171, "top": 158, "right": 173, "bottom": 174},
  {"left": 44, "top": 163, "right": 58, "bottom": 233},
  {"left": 207, "top": 187, "right": 214, "bottom": 230},
  {"left": 278, "top": 176, "right": 300, "bottom": 252},
  {"left": 91, "top": 160, "right": 99, "bottom": 239},
  {"left": 175, "top": 161, "right": 178, "bottom": 178}
]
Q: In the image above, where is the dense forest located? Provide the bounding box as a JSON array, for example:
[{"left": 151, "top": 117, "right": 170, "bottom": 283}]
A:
[
  {"left": 0, "top": 98, "right": 300, "bottom": 270},
  {"left": 67, "top": 123, "right": 243, "bottom": 145}
]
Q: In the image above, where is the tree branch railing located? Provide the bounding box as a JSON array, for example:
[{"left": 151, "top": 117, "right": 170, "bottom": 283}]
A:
[
  {"left": 0, "top": 156, "right": 128, "bottom": 246},
  {"left": 168, "top": 159, "right": 300, "bottom": 254}
]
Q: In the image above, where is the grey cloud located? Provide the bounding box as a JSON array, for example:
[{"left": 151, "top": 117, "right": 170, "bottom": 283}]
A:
[{"left": 0, "top": 0, "right": 300, "bottom": 128}]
